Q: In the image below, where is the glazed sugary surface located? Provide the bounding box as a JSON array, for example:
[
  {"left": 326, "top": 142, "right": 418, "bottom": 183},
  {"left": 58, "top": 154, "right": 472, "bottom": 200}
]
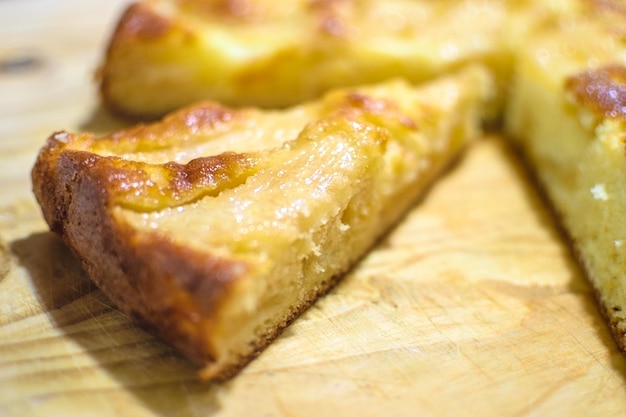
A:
[
  {"left": 505, "top": 5, "right": 626, "bottom": 350},
  {"left": 32, "top": 68, "right": 492, "bottom": 379}
]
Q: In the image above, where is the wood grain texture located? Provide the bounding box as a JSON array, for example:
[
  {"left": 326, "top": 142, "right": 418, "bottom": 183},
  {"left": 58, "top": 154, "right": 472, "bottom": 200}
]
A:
[{"left": 1, "top": 1, "right": 626, "bottom": 416}]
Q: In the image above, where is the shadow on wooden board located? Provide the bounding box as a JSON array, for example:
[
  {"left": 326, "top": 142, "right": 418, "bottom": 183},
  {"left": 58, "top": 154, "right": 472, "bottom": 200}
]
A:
[{"left": 9, "top": 232, "right": 223, "bottom": 417}]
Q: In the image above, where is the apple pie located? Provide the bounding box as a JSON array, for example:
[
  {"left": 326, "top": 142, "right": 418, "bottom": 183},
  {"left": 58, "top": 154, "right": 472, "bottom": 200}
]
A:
[{"left": 32, "top": 67, "right": 493, "bottom": 379}]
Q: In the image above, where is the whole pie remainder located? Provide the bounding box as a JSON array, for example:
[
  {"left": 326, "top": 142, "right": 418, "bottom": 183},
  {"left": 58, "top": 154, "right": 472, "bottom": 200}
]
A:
[{"left": 32, "top": 68, "right": 493, "bottom": 379}]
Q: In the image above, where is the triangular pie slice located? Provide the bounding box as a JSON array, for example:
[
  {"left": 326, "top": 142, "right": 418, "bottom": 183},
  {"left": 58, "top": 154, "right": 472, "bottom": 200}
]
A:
[
  {"left": 505, "top": 7, "right": 626, "bottom": 351},
  {"left": 32, "top": 67, "right": 493, "bottom": 380},
  {"left": 98, "top": 0, "right": 548, "bottom": 119}
]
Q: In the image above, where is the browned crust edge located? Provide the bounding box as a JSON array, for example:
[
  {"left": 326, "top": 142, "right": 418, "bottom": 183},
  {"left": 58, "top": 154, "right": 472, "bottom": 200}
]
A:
[
  {"left": 594, "top": 287, "right": 626, "bottom": 354},
  {"left": 565, "top": 65, "right": 626, "bottom": 121},
  {"left": 30, "top": 137, "right": 247, "bottom": 370},
  {"left": 571, "top": 242, "right": 626, "bottom": 358}
]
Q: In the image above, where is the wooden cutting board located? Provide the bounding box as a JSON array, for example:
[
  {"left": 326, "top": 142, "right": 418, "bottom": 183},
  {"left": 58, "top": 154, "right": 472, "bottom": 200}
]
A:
[{"left": 2, "top": 1, "right": 626, "bottom": 416}]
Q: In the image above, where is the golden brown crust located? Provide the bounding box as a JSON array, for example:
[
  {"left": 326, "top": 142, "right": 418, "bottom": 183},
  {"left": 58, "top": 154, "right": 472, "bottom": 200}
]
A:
[
  {"left": 105, "top": 101, "right": 241, "bottom": 149},
  {"left": 565, "top": 65, "right": 626, "bottom": 121},
  {"left": 114, "top": 2, "right": 173, "bottom": 42},
  {"left": 589, "top": 0, "right": 626, "bottom": 15},
  {"left": 595, "top": 285, "right": 626, "bottom": 354},
  {"left": 101, "top": 152, "right": 257, "bottom": 211},
  {"left": 31, "top": 136, "right": 253, "bottom": 366}
]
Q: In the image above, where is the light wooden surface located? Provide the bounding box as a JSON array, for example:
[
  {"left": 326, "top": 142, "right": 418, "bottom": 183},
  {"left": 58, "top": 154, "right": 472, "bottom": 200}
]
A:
[{"left": 2, "top": 1, "right": 626, "bottom": 416}]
